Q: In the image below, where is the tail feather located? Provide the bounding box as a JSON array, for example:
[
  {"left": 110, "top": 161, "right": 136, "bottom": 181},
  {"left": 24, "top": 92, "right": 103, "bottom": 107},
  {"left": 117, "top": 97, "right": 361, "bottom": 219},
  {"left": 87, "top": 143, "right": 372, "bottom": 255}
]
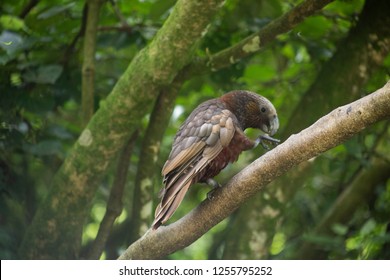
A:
[
  {"left": 152, "top": 180, "right": 191, "bottom": 230},
  {"left": 151, "top": 144, "right": 223, "bottom": 230}
]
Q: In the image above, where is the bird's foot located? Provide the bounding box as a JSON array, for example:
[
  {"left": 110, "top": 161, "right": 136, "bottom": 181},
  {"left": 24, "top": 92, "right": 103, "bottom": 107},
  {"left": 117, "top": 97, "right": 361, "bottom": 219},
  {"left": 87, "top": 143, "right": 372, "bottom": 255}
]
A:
[
  {"left": 206, "top": 178, "right": 222, "bottom": 200},
  {"left": 257, "top": 134, "right": 280, "bottom": 150}
]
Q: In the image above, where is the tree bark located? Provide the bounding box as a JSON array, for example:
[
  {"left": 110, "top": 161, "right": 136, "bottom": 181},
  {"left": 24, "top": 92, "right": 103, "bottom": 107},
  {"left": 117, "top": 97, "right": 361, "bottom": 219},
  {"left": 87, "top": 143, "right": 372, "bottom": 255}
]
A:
[
  {"left": 18, "top": 0, "right": 225, "bottom": 259},
  {"left": 118, "top": 81, "right": 390, "bottom": 260}
]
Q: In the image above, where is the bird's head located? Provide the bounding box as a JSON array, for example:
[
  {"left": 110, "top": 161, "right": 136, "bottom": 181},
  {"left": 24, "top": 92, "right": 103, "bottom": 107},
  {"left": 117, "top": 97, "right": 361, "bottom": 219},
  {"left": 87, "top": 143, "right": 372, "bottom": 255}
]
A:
[{"left": 221, "top": 90, "right": 279, "bottom": 136}]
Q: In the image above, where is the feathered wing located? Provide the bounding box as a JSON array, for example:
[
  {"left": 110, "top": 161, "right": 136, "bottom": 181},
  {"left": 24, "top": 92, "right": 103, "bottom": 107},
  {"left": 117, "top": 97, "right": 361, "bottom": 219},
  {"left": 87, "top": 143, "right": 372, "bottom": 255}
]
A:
[{"left": 152, "top": 108, "right": 236, "bottom": 229}]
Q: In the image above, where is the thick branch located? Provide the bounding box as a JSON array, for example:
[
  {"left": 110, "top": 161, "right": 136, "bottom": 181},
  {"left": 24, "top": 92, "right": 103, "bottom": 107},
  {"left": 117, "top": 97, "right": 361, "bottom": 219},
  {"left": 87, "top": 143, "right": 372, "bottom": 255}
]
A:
[{"left": 119, "top": 81, "right": 390, "bottom": 260}]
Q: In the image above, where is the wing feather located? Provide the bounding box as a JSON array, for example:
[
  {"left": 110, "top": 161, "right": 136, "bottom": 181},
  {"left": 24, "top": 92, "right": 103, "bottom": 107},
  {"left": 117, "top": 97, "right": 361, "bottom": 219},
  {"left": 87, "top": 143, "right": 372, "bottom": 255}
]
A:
[{"left": 162, "top": 141, "right": 205, "bottom": 175}]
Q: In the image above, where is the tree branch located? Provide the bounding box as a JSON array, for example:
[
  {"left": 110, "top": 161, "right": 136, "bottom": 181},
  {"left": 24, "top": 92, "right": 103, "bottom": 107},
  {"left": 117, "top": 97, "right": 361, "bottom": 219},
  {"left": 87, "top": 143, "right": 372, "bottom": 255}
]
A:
[
  {"left": 82, "top": 0, "right": 103, "bottom": 125},
  {"left": 118, "top": 81, "right": 390, "bottom": 260},
  {"left": 86, "top": 130, "right": 138, "bottom": 260},
  {"left": 19, "top": 0, "right": 40, "bottom": 19},
  {"left": 108, "top": 0, "right": 130, "bottom": 29},
  {"left": 97, "top": 25, "right": 133, "bottom": 33},
  {"left": 62, "top": 4, "right": 88, "bottom": 66},
  {"left": 187, "top": 0, "right": 334, "bottom": 75}
]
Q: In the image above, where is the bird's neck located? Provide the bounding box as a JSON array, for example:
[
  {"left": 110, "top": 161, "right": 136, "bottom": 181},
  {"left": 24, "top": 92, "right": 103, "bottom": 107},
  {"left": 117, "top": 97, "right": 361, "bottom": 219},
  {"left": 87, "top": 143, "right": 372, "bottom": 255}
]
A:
[{"left": 220, "top": 93, "right": 257, "bottom": 130}]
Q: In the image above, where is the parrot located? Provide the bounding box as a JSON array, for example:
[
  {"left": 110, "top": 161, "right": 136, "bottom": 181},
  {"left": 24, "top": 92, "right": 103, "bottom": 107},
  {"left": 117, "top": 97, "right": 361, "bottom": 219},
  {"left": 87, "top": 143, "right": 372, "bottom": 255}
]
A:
[{"left": 152, "top": 90, "right": 279, "bottom": 230}]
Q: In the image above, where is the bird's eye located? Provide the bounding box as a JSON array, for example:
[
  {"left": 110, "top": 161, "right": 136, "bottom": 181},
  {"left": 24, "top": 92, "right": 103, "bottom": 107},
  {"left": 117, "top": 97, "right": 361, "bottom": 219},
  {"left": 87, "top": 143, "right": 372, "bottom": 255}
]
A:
[{"left": 261, "top": 107, "right": 267, "bottom": 113}]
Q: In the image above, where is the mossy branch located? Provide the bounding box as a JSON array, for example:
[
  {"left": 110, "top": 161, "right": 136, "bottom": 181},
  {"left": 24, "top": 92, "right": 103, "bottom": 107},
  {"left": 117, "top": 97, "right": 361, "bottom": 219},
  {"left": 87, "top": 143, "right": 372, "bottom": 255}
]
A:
[{"left": 188, "top": 0, "right": 334, "bottom": 75}]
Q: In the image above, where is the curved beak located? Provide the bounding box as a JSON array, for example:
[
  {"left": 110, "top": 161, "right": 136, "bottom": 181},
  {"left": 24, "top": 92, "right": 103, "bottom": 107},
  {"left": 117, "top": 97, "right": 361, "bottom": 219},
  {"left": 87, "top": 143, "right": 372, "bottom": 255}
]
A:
[
  {"left": 261, "top": 115, "right": 279, "bottom": 136},
  {"left": 269, "top": 115, "right": 279, "bottom": 136}
]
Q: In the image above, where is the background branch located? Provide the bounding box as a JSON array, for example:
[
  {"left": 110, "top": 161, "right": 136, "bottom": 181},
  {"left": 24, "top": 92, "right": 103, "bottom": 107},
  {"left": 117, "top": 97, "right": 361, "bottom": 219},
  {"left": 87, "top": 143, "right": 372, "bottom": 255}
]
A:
[
  {"left": 62, "top": 4, "right": 88, "bottom": 66},
  {"left": 86, "top": 130, "right": 138, "bottom": 260},
  {"left": 81, "top": 0, "right": 103, "bottom": 126},
  {"left": 19, "top": 0, "right": 39, "bottom": 19},
  {"left": 109, "top": 0, "right": 130, "bottom": 29},
  {"left": 188, "top": 0, "right": 334, "bottom": 75},
  {"left": 119, "top": 81, "right": 390, "bottom": 260}
]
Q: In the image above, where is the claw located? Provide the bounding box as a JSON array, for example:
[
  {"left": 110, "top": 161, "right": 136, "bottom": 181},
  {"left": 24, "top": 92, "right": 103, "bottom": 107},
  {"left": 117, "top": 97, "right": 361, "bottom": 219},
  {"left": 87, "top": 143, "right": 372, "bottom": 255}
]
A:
[
  {"left": 257, "top": 134, "right": 280, "bottom": 150},
  {"left": 206, "top": 178, "right": 221, "bottom": 200}
]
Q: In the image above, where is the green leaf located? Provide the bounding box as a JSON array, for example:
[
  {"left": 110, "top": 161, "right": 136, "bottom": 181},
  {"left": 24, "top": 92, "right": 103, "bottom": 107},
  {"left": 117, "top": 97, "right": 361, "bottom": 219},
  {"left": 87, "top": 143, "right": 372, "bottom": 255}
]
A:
[
  {"left": 325, "top": 0, "right": 365, "bottom": 16},
  {"left": 37, "top": 3, "right": 76, "bottom": 20},
  {"left": 331, "top": 223, "right": 348, "bottom": 236},
  {"left": 0, "top": 15, "right": 27, "bottom": 31},
  {"left": 25, "top": 140, "right": 62, "bottom": 156},
  {"left": 295, "top": 16, "right": 333, "bottom": 39},
  {"left": 149, "top": 0, "right": 176, "bottom": 21},
  {"left": 48, "top": 125, "right": 73, "bottom": 140},
  {"left": 23, "top": 64, "right": 63, "bottom": 84},
  {"left": 270, "top": 232, "right": 286, "bottom": 255},
  {"left": 241, "top": 64, "right": 276, "bottom": 84},
  {"left": 344, "top": 138, "right": 363, "bottom": 159},
  {"left": 360, "top": 219, "right": 376, "bottom": 236}
]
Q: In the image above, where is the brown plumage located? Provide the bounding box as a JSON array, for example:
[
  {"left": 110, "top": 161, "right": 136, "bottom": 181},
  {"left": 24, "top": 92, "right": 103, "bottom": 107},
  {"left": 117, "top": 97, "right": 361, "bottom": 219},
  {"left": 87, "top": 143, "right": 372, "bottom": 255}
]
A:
[{"left": 152, "top": 90, "right": 279, "bottom": 230}]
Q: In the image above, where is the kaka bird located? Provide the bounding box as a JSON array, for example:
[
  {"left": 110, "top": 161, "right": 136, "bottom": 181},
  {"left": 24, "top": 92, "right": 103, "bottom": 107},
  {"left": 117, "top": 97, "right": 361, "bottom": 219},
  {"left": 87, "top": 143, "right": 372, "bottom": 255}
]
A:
[{"left": 152, "top": 90, "right": 279, "bottom": 230}]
